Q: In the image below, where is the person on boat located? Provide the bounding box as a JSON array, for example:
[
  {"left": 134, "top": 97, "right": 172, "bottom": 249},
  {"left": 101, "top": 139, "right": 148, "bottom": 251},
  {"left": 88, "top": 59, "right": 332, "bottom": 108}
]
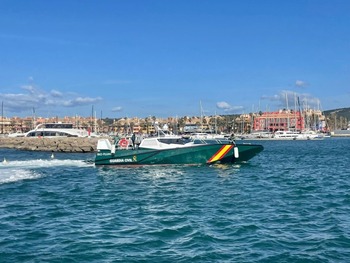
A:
[
  {"left": 114, "top": 133, "right": 120, "bottom": 146},
  {"left": 135, "top": 132, "right": 142, "bottom": 149},
  {"left": 131, "top": 133, "right": 136, "bottom": 149}
]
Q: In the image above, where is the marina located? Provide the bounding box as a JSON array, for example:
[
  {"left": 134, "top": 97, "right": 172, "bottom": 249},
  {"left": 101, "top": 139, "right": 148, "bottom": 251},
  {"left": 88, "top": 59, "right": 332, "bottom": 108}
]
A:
[
  {"left": 0, "top": 138, "right": 349, "bottom": 262},
  {"left": 1, "top": 1, "right": 349, "bottom": 261}
]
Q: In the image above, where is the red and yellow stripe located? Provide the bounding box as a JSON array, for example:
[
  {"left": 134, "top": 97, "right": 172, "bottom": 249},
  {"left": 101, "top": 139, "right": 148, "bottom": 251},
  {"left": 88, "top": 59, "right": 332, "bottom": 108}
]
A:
[{"left": 207, "top": 145, "right": 233, "bottom": 163}]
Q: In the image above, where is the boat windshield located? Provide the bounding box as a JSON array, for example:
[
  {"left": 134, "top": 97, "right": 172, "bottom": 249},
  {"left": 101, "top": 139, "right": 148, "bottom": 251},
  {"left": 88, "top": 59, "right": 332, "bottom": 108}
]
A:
[
  {"left": 191, "top": 138, "right": 233, "bottom": 145},
  {"left": 26, "top": 131, "right": 78, "bottom": 137},
  {"left": 158, "top": 138, "right": 189, "bottom": 145},
  {"left": 37, "top": 123, "right": 74, "bottom": 129}
]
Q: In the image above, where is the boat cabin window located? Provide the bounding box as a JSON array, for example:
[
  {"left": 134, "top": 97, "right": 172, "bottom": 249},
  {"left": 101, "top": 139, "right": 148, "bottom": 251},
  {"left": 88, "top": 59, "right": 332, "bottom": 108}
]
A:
[
  {"left": 41, "top": 123, "right": 74, "bottom": 129},
  {"left": 158, "top": 138, "right": 187, "bottom": 145},
  {"left": 26, "top": 131, "right": 78, "bottom": 137}
]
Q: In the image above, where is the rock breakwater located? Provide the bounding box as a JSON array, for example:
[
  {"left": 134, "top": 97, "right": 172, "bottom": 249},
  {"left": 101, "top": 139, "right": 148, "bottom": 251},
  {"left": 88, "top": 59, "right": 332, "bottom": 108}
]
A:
[{"left": 0, "top": 137, "right": 108, "bottom": 152}]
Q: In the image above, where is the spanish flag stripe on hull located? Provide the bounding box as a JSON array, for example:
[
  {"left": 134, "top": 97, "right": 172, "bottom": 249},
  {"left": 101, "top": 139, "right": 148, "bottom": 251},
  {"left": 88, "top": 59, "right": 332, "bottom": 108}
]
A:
[{"left": 207, "top": 145, "right": 233, "bottom": 163}]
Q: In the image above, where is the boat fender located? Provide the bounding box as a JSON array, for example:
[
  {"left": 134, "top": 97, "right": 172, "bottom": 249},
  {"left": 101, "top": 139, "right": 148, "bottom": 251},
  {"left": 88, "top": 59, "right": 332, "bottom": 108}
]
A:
[
  {"left": 119, "top": 138, "right": 129, "bottom": 148},
  {"left": 234, "top": 147, "right": 239, "bottom": 158},
  {"left": 111, "top": 145, "right": 116, "bottom": 154}
]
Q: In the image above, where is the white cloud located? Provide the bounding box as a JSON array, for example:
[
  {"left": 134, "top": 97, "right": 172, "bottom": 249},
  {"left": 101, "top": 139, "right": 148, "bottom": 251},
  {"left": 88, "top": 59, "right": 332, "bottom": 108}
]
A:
[
  {"left": 216, "top": 101, "right": 231, "bottom": 109},
  {"left": 21, "top": 85, "right": 36, "bottom": 94},
  {"left": 216, "top": 101, "right": 244, "bottom": 113},
  {"left": 50, "top": 90, "right": 63, "bottom": 97},
  {"left": 261, "top": 90, "right": 321, "bottom": 110},
  {"left": 0, "top": 83, "right": 102, "bottom": 115},
  {"left": 112, "top": 106, "right": 123, "bottom": 112},
  {"left": 62, "top": 97, "right": 102, "bottom": 107},
  {"left": 295, "top": 80, "right": 307, "bottom": 88}
]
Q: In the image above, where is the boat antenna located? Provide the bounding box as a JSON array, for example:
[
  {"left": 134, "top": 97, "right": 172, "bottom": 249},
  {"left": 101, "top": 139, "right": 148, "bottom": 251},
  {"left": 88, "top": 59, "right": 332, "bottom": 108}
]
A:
[
  {"left": 285, "top": 93, "right": 290, "bottom": 130},
  {"left": 91, "top": 105, "right": 94, "bottom": 133},
  {"left": 32, "top": 107, "right": 36, "bottom": 129},
  {"left": 297, "top": 96, "right": 302, "bottom": 131},
  {"left": 1, "top": 101, "right": 3, "bottom": 135},
  {"left": 200, "top": 100, "right": 204, "bottom": 132}
]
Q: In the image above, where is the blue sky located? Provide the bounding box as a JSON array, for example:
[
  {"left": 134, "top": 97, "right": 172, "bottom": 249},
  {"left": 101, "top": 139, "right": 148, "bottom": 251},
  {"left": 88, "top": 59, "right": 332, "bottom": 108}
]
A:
[{"left": 0, "top": 0, "right": 349, "bottom": 118}]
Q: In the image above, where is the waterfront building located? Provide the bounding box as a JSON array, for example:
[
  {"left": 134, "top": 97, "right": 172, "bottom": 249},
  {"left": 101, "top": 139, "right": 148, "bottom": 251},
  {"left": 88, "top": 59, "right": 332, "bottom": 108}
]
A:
[
  {"left": 253, "top": 110, "right": 304, "bottom": 132},
  {"left": 252, "top": 109, "right": 327, "bottom": 132},
  {"left": 0, "top": 109, "right": 329, "bottom": 136}
]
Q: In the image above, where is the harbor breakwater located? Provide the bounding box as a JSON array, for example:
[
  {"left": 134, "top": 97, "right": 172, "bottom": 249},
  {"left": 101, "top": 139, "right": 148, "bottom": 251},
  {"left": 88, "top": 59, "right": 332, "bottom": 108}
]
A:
[{"left": 0, "top": 137, "right": 108, "bottom": 152}]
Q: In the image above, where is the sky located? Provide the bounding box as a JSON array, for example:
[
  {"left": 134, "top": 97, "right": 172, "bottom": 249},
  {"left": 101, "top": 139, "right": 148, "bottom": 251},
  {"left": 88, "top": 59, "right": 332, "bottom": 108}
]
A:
[{"left": 0, "top": 0, "right": 349, "bottom": 119}]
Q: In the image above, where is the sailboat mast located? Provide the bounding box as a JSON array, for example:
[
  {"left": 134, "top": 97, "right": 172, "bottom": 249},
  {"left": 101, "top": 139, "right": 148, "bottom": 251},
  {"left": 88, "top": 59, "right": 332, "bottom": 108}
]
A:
[
  {"left": 200, "top": 100, "right": 203, "bottom": 132},
  {"left": 1, "top": 101, "right": 3, "bottom": 134},
  {"left": 294, "top": 93, "right": 297, "bottom": 131},
  {"left": 285, "top": 93, "right": 290, "bottom": 130},
  {"left": 32, "top": 107, "right": 36, "bottom": 129},
  {"left": 91, "top": 105, "right": 94, "bottom": 133},
  {"left": 94, "top": 110, "right": 97, "bottom": 133},
  {"left": 297, "top": 97, "right": 302, "bottom": 131}
]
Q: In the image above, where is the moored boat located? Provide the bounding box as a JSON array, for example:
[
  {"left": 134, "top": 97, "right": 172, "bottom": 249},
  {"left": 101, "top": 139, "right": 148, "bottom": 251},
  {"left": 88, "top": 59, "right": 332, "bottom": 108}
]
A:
[
  {"left": 295, "top": 130, "right": 325, "bottom": 140},
  {"left": 272, "top": 130, "right": 325, "bottom": 140},
  {"left": 94, "top": 135, "right": 263, "bottom": 166},
  {"left": 25, "top": 123, "right": 98, "bottom": 138},
  {"left": 272, "top": 130, "right": 300, "bottom": 140}
]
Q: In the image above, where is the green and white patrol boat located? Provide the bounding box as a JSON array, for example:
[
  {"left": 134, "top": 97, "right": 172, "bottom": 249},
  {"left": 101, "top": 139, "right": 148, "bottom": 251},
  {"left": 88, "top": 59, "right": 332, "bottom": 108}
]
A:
[{"left": 94, "top": 134, "right": 263, "bottom": 166}]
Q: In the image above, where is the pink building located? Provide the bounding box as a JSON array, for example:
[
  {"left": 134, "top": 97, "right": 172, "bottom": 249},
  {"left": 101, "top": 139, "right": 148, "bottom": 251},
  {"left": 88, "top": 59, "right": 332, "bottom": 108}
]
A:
[{"left": 253, "top": 111, "right": 305, "bottom": 132}]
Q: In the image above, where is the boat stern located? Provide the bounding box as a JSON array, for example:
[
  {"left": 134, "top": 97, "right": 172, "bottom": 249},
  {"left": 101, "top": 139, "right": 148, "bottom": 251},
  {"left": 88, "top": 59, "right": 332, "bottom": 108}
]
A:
[{"left": 235, "top": 143, "right": 264, "bottom": 162}]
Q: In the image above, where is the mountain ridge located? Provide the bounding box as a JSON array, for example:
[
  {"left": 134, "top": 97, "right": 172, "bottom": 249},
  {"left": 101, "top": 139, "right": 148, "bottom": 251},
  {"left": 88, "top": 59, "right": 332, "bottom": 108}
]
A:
[{"left": 323, "top": 107, "right": 350, "bottom": 120}]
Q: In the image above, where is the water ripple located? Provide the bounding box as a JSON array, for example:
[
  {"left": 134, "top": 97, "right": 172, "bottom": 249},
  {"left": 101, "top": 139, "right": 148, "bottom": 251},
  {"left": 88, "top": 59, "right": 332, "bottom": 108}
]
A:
[{"left": 1, "top": 139, "right": 350, "bottom": 262}]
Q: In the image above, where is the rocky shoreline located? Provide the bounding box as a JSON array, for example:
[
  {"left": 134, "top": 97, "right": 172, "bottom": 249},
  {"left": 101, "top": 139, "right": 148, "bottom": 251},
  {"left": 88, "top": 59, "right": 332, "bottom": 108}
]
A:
[{"left": 0, "top": 137, "right": 109, "bottom": 153}]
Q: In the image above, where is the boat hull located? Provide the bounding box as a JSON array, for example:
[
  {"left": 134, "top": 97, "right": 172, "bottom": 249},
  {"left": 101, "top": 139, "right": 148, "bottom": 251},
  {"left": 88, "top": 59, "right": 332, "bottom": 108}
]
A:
[{"left": 94, "top": 143, "right": 263, "bottom": 166}]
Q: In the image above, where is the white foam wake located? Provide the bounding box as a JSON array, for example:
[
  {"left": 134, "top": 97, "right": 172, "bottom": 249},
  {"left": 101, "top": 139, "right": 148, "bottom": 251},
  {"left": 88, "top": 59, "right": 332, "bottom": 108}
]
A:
[
  {"left": 0, "top": 159, "right": 94, "bottom": 184},
  {"left": 0, "top": 169, "right": 41, "bottom": 184},
  {"left": 0, "top": 159, "right": 93, "bottom": 169}
]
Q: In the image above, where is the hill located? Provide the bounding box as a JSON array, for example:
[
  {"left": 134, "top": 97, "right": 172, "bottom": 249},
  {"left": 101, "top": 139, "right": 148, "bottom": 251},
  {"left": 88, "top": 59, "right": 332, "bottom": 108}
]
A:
[{"left": 323, "top": 107, "right": 350, "bottom": 119}]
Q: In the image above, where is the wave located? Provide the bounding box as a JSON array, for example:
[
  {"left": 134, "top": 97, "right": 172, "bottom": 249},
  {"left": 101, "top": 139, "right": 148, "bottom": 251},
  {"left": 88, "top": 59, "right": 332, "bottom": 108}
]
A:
[
  {"left": 0, "top": 158, "right": 93, "bottom": 184},
  {"left": 0, "top": 169, "right": 41, "bottom": 184},
  {"left": 0, "top": 158, "right": 93, "bottom": 168}
]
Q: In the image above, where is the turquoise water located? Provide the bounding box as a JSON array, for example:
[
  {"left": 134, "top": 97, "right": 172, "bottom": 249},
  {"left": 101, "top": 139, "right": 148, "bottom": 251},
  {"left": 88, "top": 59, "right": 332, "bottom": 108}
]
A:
[{"left": 1, "top": 138, "right": 350, "bottom": 262}]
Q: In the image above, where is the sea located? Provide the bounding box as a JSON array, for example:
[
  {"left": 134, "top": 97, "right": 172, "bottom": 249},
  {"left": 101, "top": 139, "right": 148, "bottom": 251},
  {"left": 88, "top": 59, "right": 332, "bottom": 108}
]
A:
[{"left": 1, "top": 138, "right": 350, "bottom": 263}]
